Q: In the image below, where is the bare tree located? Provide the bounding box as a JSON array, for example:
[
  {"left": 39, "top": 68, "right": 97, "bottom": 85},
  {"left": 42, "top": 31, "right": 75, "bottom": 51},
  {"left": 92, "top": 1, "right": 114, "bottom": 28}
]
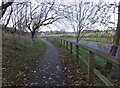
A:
[
  {"left": 63, "top": 1, "right": 114, "bottom": 42},
  {"left": 25, "top": 0, "right": 66, "bottom": 41}
]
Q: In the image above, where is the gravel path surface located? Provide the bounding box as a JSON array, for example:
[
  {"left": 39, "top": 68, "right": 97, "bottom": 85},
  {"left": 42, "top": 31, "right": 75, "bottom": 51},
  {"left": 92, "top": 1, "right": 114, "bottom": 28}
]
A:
[{"left": 25, "top": 40, "right": 66, "bottom": 86}]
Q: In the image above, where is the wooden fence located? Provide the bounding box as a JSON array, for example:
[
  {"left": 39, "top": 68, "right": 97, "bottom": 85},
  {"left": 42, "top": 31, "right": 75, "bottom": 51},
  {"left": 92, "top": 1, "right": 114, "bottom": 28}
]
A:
[{"left": 54, "top": 38, "right": 120, "bottom": 86}]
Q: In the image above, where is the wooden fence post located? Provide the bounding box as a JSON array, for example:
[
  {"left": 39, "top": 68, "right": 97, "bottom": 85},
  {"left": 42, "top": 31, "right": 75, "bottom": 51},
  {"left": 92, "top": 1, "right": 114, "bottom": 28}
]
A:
[
  {"left": 63, "top": 40, "right": 65, "bottom": 47},
  {"left": 59, "top": 39, "right": 61, "bottom": 45},
  {"left": 66, "top": 41, "right": 68, "bottom": 50},
  {"left": 88, "top": 50, "right": 95, "bottom": 83},
  {"left": 59, "top": 39, "right": 60, "bottom": 44},
  {"left": 70, "top": 42, "right": 73, "bottom": 54},
  {"left": 58, "top": 39, "right": 59, "bottom": 43},
  {"left": 76, "top": 44, "right": 79, "bottom": 63},
  {"left": 61, "top": 39, "right": 62, "bottom": 46}
]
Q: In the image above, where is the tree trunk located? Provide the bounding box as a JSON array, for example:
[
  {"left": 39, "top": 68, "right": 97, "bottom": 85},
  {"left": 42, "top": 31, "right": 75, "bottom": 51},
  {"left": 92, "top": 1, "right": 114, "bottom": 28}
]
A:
[
  {"left": 76, "top": 37, "right": 79, "bottom": 43},
  {"left": 31, "top": 32, "right": 35, "bottom": 42},
  {"left": 106, "top": 2, "right": 120, "bottom": 69},
  {"left": 76, "top": 32, "right": 80, "bottom": 43}
]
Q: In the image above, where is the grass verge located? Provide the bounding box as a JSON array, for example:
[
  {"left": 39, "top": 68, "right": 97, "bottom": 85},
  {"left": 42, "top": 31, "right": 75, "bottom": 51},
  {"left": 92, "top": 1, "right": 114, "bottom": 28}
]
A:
[{"left": 2, "top": 34, "right": 46, "bottom": 86}]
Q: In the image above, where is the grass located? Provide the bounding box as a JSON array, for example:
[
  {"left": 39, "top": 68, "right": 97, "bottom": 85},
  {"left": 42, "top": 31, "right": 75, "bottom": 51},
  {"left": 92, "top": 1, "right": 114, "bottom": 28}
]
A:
[
  {"left": 80, "top": 37, "right": 113, "bottom": 44},
  {"left": 2, "top": 34, "right": 46, "bottom": 86},
  {"left": 83, "top": 31, "right": 114, "bottom": 37},
  {"left": 39, "top": 31, "right": 116, "bottom": 44},
  {"left": 33, "top": 39, "right": 46, "bottom": 48}
]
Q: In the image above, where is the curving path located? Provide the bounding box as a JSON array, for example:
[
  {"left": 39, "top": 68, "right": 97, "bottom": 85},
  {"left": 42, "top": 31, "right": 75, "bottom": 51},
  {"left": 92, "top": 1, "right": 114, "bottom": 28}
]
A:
[{"left": 25, "top": 40, "right": 66, "bottom": 86}]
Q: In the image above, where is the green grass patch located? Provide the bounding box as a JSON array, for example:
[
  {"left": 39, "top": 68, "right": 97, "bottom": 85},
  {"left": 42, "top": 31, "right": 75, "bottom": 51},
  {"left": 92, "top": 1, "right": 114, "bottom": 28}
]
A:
[
  {"left": 79, "top": 47, "right": 89, "bottom": 61},
  {"left": 66, "top": 52, "right": 76, "bottom": 64},
  {"left": 33, "top": 39, "right": 46, "bottom": 48},
  {"left": 80, "top": 37, "right": 113, "bottom": 44}
]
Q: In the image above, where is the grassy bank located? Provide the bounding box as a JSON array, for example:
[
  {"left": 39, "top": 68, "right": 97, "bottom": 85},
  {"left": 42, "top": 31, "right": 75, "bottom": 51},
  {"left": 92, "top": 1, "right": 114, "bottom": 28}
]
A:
[
  {"left": 2, "top": 34, "right": 46, "bottom": 86},
  {"left": 39, "top": 31, "right": 115, "bottom": 44}
]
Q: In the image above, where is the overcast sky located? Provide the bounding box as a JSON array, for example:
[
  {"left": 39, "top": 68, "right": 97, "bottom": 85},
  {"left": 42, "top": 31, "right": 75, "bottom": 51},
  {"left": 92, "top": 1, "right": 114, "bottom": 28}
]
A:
[
  {"left": 0, "top": 0, "right": 119, "bottom": 32},
  {"left": 43, "top": 0, "right": 119, "bottom": 32}
]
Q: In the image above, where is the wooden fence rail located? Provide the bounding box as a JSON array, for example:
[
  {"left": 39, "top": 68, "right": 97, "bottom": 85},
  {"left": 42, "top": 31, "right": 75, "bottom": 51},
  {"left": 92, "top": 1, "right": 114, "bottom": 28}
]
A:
[{"left": 55, "top": 38, "right": 120, "bottom": 86}]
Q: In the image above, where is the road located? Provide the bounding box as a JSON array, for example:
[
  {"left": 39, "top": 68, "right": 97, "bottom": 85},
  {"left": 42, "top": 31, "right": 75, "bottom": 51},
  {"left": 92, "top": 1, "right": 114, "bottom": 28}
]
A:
[{"left": 67, "top": 39, "right": 120, "bottom": 59}]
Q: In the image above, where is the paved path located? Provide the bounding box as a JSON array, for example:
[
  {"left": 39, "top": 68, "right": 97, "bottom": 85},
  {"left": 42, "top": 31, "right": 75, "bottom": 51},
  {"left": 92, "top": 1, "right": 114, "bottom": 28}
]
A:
[
  {"left": 68, "top": 39, "right": 120, "bottom": 59},
  {"left": 25, "top": 40, "right": 66, "bottom": 86}
]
